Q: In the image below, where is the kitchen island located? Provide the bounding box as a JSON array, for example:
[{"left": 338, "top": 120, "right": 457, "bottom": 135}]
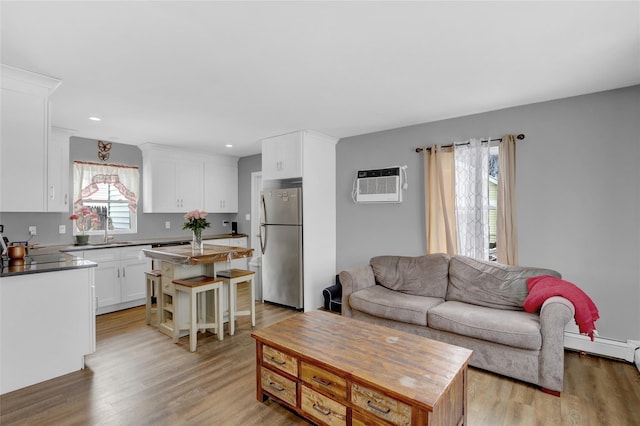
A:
[
  {"left": 0, "top": 253, "right": 97, "bottom": 394},
  {"left": 142, "top": 244, "right": 254, "bottom": 338}
]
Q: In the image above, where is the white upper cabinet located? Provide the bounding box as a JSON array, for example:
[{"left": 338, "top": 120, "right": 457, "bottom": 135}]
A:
[
  {"left": 141, "top": 143, "right": 238, "bottom": 214},
  {"left": 204, "top": 157, "right": 238, "bottom": 213},
  {"left": 261, "top": 131, "right": 303, "bottom": 180},
  {"left": 1, "top": 65, "right": 61, "bottom": 212},
  {"left": 47, "top": 127, "right": 73, "bottom": 212},
  {"left": 140, "top": 144, "right": 204, "bottom": 213}
]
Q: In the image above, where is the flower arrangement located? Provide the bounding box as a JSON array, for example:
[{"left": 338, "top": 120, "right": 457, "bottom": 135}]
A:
[
  {"left": 69, "top": 206, "right": 100, "bottom": 235},
  {"left": 183, "top": 210, "right": 211, "bottom": 233}
]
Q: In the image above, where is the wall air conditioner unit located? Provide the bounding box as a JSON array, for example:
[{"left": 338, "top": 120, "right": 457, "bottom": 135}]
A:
[{"left": 354, "top": 167, "right": 403, "bottom": 203}]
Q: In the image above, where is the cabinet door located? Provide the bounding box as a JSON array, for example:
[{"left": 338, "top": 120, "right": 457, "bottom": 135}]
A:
[
  {"left": 204, "top": 162, "right": 238, "bottom": 213},
  {"left": 176, "top": 159, "right": 203, "bottom": 212},
  {"left": 261, "top": 132, "right": 302, "bottom": 180},
  {"left": 148, "top": 157, "right": 178, "bottom": 212},
  {"left": 47, "top": 127, "right": 71, "bottom": 212},
  {"left": 94, "top": 260, "right": 120, "bottom": 308},
  {"left": 120, "top": 257, "right": 149, "bottom": 302},
  {"left": 0, "top": 88, "right": 48, "bottom": 212}
]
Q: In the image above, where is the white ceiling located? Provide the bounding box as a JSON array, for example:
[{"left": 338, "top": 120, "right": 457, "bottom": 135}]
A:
[{"left": 2, "top": 1, "right": 639, "bottom": 157}]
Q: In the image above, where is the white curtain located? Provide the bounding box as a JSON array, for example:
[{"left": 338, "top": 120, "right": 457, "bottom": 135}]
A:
[
  {"left": 454, "top": 139, "right": 490, "bottom": 260},
  {"left": 73, "top": 161, "right": 139, "bottom": 213}
]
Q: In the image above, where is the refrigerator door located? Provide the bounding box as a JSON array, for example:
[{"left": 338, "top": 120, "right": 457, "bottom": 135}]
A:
[
  {"left": 261, "top": 224, "right": 303, "bottom": 309},
  {"left": 261, "top": 188, "right": 301, "bottom": 225}
]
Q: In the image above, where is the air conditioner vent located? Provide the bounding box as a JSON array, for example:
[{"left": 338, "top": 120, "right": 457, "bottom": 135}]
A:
[{"left": 355, "top": 167, "right": 402, "bottom": 203}]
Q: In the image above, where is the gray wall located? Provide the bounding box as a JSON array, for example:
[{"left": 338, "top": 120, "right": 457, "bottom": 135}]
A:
[
  {"left": 336, "top": 85, "right": 640, "bottom": 342},
  {"left": 0, "top": 137, "right": 234, "bottom": 244}
]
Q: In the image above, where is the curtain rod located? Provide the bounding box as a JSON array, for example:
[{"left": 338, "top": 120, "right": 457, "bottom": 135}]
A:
[{"left": 414, "top": 133, "right": 525, "bottom": 153}]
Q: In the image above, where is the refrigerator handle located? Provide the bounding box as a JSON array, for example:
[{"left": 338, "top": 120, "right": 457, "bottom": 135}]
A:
[
  {"left": 259, "top": 224, "right": 267, "bottom": 254},
  {"left": 260, "top": 193, "right": 267, "bottom": 224}
]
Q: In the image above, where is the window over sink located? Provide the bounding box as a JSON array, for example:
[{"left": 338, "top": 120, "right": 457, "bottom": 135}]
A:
[{"left": 72, "top": 161, "right": 139, "bottom": 236}]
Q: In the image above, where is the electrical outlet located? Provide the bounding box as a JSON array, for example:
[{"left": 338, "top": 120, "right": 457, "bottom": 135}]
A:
[
  {"left": 165, "top": 221, "right": 171, "bottom": 229},
  {"left": 245, "top": 213, "right": 251, "bottom": 221},
  {"left": 223, "top": 221, "right": 229, "bottom": 227},
  {"left": 58, "top": 225, "right": 66, "bottom": 234},
  {"left": 28, "top": 226, "right": 37, "bottom": 236}
]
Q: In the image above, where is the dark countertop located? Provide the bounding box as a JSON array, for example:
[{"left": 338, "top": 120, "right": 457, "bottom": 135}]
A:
[
  {"left": 27, "top": 233, "right": 249, "bottom": 254},
  {"left": 1, "top": 252, "right": 97, "bottom": 278},
  {"left": 1, "top": 234, "right": 248, "bottom": 277}
]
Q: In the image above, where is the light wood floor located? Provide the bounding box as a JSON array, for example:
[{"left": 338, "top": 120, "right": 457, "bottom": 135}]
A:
[{"left": 2, "top": 290, "right": 639, "bottom": 426}]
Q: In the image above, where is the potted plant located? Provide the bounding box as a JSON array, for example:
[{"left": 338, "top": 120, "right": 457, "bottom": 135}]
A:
[
  {"left": 69, "top": 206, "right": 100, "bottom": 245},
  {"left": 183, "top": 210, "right": 210, "bottom": 253}
]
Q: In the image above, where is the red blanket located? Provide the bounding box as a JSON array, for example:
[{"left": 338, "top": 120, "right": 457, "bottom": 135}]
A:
[{"left": 523, "top": 275, "right": 599, "bottom": 341}]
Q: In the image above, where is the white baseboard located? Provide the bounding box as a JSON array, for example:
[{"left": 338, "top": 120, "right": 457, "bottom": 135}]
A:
[{"left": 564, "top": 332, "right": 639, "bottom": 363}]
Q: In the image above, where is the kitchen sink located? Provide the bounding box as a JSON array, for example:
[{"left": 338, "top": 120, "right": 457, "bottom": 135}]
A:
[{"left": 88, "top": 241, "right": 132, "bottom": 247}]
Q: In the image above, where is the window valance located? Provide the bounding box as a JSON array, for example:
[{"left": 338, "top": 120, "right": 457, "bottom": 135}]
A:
[{"left": 73, "top": 161, "right": 139, "bottom": 213}]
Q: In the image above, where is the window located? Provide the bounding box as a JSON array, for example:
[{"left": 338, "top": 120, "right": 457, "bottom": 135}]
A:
[
  {"left": 488, "top": 145, "right": 499, "bottom": 261},
  {"left": 72, "top": 161, "right": 139, "bottom": 236}
]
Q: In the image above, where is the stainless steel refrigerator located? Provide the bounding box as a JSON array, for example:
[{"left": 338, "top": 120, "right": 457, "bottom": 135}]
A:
[{"left": 259, "top": 187, "right": 303, "bottom": 309}]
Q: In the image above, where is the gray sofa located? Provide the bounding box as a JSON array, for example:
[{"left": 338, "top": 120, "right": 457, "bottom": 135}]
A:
[{"left": 338, "top": 254, "right": 575, "bottom": 395}]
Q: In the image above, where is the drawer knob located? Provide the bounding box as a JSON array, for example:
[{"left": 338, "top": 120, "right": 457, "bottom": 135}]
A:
[
  {"left": 312, "top": 376, "right": 332, "bottom": 387},
  {"left": 268, "top": 381, "right": 285, "bottom": 392},
  {"left": 312, "top": 403, "right": 332, "bottom": 416},
  {"left": 367, "top": 400, "right": 391, "bottom": 415},
  {"left": 269, "top": 356, "right": 286, "bottom": 366}
]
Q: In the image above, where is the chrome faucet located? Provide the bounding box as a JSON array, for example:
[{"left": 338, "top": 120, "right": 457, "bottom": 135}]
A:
[{"left": 104, "top": 216, "right": 114, "bottom": 243}]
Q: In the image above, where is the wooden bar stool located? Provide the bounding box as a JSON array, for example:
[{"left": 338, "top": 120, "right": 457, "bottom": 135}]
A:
[
  {"left": 145, "top": 270, "right": 162, "bottom": 326},
  {"left": 217, "top": 269, "right": 256, "bottom": 336},
  {"left": 172, "top": 275, "right": 224, "bottom": 352}
]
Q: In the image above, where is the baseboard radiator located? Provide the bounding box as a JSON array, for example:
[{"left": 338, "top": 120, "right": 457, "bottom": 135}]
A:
[{"left": 564, "top": 331, "right": 640, "bottom": 368}]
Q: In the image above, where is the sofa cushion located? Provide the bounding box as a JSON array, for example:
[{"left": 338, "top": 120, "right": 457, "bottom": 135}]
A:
[
  {"left": 349, "top": 285, "right": 444, "bottom": 326},
  {"left": 370, "top": 254, "right": 450, "bottom": 298},
  {"left": 446, "top": 255, "right": 561, "bottom": 310},
  {"left": 428, "top": 301, "right": 542, "bottom": 350}
]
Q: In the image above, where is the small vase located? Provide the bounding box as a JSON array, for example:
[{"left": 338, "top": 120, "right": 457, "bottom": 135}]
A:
[
  {"left": 192, "top": 230, "right": 203, "bottom": 254},
  {"left": 75, "top": 235, "right": 90, "bottom": 245}
]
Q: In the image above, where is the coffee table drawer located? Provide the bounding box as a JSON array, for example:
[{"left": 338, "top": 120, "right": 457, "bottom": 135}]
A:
[
  {"left": 301, "top": 386, "right": 347, "bottom": 426},
  {"left": 301, "top": 362, "right": 347, "bottom": 401},
  {"left": 351, "top": 382, "right": 412, "bottom": 426},
  {"left": 263, "top": 345, "right": 298, "bottom": 377},
  {"left": 351, "top": 411, "right": 390, "bottom": 426},
  {"left": 261, "top": 367, "right": 297, "bottom": 407}
]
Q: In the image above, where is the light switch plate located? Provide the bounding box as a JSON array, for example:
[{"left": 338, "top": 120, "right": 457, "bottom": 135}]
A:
[
  {"left": 245, "top": 213, "right": 250, "bottom": 221},
  {"left": 165, "top": 221, "right": 171, "bottom": 229}
]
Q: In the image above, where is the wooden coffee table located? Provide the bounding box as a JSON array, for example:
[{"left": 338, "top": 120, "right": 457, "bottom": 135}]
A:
[{"left": 251, "top": 310, "right": 473, "bottom": 425}]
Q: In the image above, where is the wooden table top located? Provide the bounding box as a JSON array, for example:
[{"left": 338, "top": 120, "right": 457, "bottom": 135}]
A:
[
  {"left": 251, "top": 310, "right": 473, "bottom": 411},
  {"left": 142, "top": 244, "right": 254, "bottom": 265}
]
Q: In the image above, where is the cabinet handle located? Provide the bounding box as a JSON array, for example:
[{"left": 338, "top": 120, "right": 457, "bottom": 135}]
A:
[
  {"left": 269, "top": 356, "right": 286, "bottom": 366},
  {"left": 117, "top": 268, "right": 120, "bottom": 278},
  {"left": 312, "top": 404, "right": 331, "bottom": 416},
  {"left": 312, "top": 376, "right": 332, "bottom": 387},
  {"left": 64, "top": 193, "right": 68, "bottom": 205},
  {"left": 122, "top": 267, "right": 126, "bottom": 278},
  {"left": 367, "top": 400, "right": 391, "bottom": 415},
  {"left": 49, "top": 185, "right": 55, "bottom": 200},
  {"left": 268, "top": 382, "right": 285, "bottom": 392}
]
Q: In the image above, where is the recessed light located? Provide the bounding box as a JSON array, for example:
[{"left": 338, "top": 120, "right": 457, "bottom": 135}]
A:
[
  {"left": 89, "top": 116, "right": 101, "bottom": 121},
  {"left": 225, "top": 144, "right": 233, "bottom": 148}
]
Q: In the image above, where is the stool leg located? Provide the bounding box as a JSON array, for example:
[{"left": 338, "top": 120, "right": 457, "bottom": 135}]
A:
[
  {"left": 229, "top": 281, "right": 236, "bottom": 336},
  {"left": 249, "top": 276, "right": 255, "bottom": 327},
  {"left": 189, "top": 290, "right": 198, "bottom": 352},
  {"left": 173, "top": 290, "right": 181, "bottom": 344},
  {"left": 216, "top": 286, "right": 224, "bottom": 341},
  {"left": 145, "top": 278, "right": 152, "bottom": 326}
]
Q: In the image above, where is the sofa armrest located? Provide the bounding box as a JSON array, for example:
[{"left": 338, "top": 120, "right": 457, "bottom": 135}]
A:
[
  {"left": 538, "top": 296, "right": 575, "bottom": 393},
  {"left": 338, "top": 265, "right": 376, "bottom": 317}
]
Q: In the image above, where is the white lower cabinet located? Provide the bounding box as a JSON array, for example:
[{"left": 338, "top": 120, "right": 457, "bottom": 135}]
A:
[{"left": 82, "top": 245, "right": 151, "bottom": 314}]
